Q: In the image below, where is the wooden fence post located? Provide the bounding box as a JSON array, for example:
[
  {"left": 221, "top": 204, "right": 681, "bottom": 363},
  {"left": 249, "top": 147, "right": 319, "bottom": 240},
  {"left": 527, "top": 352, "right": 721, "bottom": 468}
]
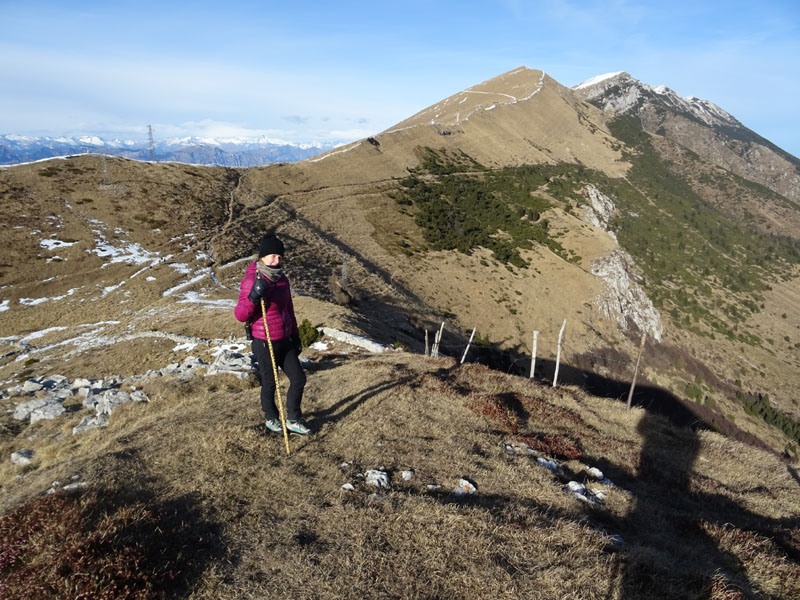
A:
[
  {"left": 529, "top": 330, "right": 539, "bottom": 379},
  {"left": 432, "top": 322, "right": 444, "bottom": 358},
  {"left": 627, "top": 333, "right": 647, "bottom": 410},
  {"left": 461, "top": 327, "right": 476, "bottom": 364},
  {"left": 553, "top": 320, "right": 566, "bottom": 388}
]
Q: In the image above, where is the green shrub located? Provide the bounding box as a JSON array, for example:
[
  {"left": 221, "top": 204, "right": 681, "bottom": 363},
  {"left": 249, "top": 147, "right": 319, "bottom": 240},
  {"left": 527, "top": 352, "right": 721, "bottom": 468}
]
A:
[
  {"left": 395, "top": 148, "right": 577, "bottom": 266},
  {"left": 298, "top": 319, "right": 322, "bottom": 348}
]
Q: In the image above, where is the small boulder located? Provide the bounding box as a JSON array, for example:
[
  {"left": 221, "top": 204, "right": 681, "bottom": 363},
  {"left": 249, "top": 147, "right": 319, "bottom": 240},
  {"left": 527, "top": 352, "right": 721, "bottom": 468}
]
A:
[
  {"left": 13, "top": 398, "right": 50, "bottom": 421},
  {"left": 41, "top": 375, "right": 68, "bottom": 390},
  {"left": 454, "top": 478, "right": 478, "bottom": 496},
  {"left": 11, "top": 449, "right": 34, "bottom": 466},
  {"left": 537, "top": 457, "right": 563, "bottom": 475},
  {"left": 83, "top": 391, "right": 100, "bottom": 410},
  {"left": 70, "top": 378, "right": 92, "bottom": 390},
  {"left": 30, "top": 401, "right": 66, "bottom": 424},
  {"left": 95, "top": 391, "right": 131, "bottom": 416},
  {"left": 63, "top": 481, "right": 89, "bottom": 492},
  {"left": 587, "top": 467, "right": 604, "bottom": 479},
  {"left": 364, "top": 469, "right": 390, "bottom": 489},
  {"left": 72, "top": 413, "right": 109, "bottom": 435},
  {"left": 129, "top": 390, "right": 149, "bottom": 403},
  {"left": 21, "top": 380, "right": 43, "bottom": 394}
]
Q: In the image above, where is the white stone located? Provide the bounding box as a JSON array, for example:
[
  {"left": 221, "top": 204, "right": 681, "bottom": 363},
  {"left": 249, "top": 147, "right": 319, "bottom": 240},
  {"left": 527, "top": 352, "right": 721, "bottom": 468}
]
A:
[
  {"left": 72, "top": 413, "right": 109, "bottom": 435},
  {"left": 503, "top": 441, "right": 538, "bottom": 456},
  {"left": 607, "top": 534, "right": 626, "bottom": 546},
  {"left": 11, "top": 449, "right": 34, "bottom": 466},
  {"left": 13, "top": 397, "right": 50, "bottom": 421},
  {"left": 95, "top": 391, "right": 131, "bottom": 415},
  {"left": 341, "top": 483, "right": 355, "bottom": 491},
  {"left": 83, "top": 392, "right": 100, "bottom": 410},
  {"left": 130, "top": 390, "right": 149, "bottom": 403},
  {"left": 565, "top": 481, "right": 586, "bottom": 495},
  {"left": 536, "top": 457, "right": 563, "bottom": 474},
  {"left": 587, "top": 467, "right": 604, "bottom": 480},
  {"left": 364, "top": 469, "right": 390, "bottom": 489},
  {"left": 206, "top": 351, "right": 250, "bottom": 378},
  {"left": 49, "top": 388, "right": 72, "bottom": 400},
  {"left": 71, "top": 378, "right": 92, "bottom": 390},
  {"left": 63, "top": 481, "right": 88, "bottom": 491},
  {"left": 401, "top": 469, "right": 414, "bottom": 481},
  {"left": 42, "top": 375, "right": 68, "bottom": 389},
  {"left": 30, "top": 402, "right": 66, "bottom": 424},
  {"left": 319, "top": 327, "right": 389, "bottom": 353},
  {"left": 454, "top": 478, "right": 477, "bottom": 496},
  {"left": 22, "top": 380, "right": 43, "bottom": 393}
]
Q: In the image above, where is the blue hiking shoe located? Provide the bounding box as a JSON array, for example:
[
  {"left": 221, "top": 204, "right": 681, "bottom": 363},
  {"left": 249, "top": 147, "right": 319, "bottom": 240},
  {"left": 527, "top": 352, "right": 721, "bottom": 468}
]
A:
[
  {"left": 264, "top": 418, "right": 282, "bottom": 433},
  {"left": 286, "top": 419, "right": 311, "bottom": 435}
]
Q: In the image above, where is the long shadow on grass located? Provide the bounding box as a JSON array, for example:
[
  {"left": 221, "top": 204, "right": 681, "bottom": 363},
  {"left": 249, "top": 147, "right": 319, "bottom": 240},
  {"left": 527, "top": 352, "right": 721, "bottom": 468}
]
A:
[
  {"left": 411, "top": 420, "right": 799, "bottom": 599},
  {"left": 786, "top": 464, "right": 800, "bottom": 490},
  {"left": 46, "top": 447, "right": 230, "bottom": 598},
  {"left": 306, "top": 371, "right": 419, "bottom": 427},
  {"left": 422, "top": 364, "right": 798, "bottom": 597},
  {"left": 468, "top": 341, "right": 776, "bottom": 454},
  {"left": 565, "top": 412, "right": 797, "bottom": 597}
]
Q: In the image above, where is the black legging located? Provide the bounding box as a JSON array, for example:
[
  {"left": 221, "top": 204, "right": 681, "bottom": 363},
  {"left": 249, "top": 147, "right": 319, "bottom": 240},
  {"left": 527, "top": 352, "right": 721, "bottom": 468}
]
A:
[{"left": 251, "top": 337, "right": 306, "bottom": 421}]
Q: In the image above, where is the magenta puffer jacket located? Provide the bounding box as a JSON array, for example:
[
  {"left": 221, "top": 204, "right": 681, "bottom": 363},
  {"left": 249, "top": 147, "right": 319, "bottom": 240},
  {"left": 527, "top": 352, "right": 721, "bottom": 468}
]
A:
[{"left": 234, "top": 261, "right": 298, "bottom": 342}]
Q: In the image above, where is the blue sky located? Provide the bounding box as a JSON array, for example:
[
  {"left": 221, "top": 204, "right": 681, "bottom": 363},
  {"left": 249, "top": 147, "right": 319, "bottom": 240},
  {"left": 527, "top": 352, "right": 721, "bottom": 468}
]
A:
[{"left": 1, "top": 1, "right": 798, "bottom": 156}]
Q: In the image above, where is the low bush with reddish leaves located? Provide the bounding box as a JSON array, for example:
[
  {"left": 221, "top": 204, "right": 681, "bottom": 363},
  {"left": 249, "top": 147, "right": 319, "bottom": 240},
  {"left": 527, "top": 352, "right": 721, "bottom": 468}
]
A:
[{"left": 0, "top": 487, "right": 223, "bottom": 599}]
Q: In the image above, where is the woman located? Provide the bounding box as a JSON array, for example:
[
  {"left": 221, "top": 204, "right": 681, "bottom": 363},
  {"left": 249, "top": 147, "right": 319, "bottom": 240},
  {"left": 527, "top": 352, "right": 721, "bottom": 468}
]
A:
[{"left": 235, "top": 233, "right": 310, "bottom": 435}]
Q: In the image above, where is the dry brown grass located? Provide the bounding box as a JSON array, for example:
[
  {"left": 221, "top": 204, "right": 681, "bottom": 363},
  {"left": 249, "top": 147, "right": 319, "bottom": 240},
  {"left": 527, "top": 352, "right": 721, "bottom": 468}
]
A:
[{"left": 2, "top": 352, "right": 798, "bottom": 599}]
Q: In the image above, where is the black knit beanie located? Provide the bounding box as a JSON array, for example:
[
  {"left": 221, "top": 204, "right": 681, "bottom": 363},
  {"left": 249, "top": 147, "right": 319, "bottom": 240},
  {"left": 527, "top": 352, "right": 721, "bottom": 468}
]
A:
[{"left": 257, "top": 234, "right": 285, "bottom": 258}]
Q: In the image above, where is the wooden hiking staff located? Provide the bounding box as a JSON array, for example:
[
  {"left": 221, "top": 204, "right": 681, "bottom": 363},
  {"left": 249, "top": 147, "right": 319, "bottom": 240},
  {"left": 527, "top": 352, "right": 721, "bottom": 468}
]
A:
[{"left": 261, "top": 298, "right": 291, "bottom": 456}]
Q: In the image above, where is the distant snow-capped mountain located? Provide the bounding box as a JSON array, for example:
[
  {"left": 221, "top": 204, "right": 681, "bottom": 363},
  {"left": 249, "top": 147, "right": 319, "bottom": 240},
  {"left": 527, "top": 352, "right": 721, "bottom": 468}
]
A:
[
  {"left": 0, "top": 134, "right": 339, "bottom": 167},
  {"left": 572, "top": 71, "right": 800, "bottom": 202}
]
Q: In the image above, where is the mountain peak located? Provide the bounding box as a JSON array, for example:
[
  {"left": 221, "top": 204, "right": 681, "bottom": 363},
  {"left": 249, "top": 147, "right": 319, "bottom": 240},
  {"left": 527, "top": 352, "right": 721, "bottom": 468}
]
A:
[
  {"left": 573, "top": 71, "right": 739, "bottom": 129},
  {"left": 573, "top": 71, "right": 627, "bottom": 90},
  {"left": 387, "top": 66, "right": 548, "bottom": 133}
]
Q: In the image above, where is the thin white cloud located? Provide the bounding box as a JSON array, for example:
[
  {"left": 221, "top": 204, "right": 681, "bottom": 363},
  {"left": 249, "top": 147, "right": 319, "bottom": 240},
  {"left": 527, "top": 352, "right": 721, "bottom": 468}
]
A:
[{"left": 0, "top": 41, "right": 405, "bottom": 142}]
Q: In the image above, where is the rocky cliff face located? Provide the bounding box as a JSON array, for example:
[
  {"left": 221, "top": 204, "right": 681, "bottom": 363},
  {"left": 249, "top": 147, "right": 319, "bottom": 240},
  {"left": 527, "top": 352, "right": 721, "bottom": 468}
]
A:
[
  {"left": 582, "top": 185, "right": 663, "bottom": 341},
  {"left": 573, "top": 72, "right": 800, "bottom": 203}
]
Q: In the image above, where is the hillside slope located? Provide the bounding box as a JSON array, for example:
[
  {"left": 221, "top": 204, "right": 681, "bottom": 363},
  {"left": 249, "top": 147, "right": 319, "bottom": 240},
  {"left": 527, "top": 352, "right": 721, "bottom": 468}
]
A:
[
  {"left": 2, "top": 350, "right": 798, "bottom": 598},
  {"left": 218, "top": 68, "right": 800, "bottom": 455},
  {"left": 1, "top": 65, "right": 798, "bottom": 464},
  {"left": 573, "top": 72, "right": 800, "bottom": 204}
]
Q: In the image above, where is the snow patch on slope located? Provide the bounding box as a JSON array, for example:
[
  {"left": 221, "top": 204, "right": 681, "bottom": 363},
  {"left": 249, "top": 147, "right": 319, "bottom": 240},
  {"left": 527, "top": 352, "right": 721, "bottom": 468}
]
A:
[
  {"left": 572, "top": 72, "right": 739, "bottom": 129},
  {"left": 574, "top": 72, "right": 624, "bottom": 90}
]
